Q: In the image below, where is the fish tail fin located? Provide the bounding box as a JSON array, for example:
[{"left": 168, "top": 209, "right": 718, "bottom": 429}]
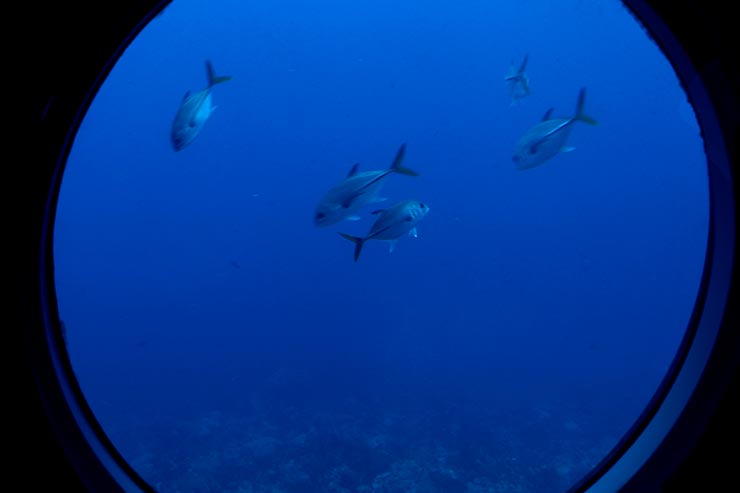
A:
[
  {"left": 205, "top": 60, "right": 233, "bottom": 87},
  {"left": 574, "top": 87, "right": 598, "bottom": 125},
  {"left": 339, "top": 233, "right": 365, "bottom": 262},
  {"left": 389, "top": 143, "right": 419, "bottom": 176},
  {"left": 504, "top": 54, "right": 528, "bottom": 82},
  {"left": 518, "top": 53, "right": 529, "bottom": 74}
]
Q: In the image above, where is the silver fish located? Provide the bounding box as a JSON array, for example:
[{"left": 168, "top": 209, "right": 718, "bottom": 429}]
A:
[
  {"left": 504, "top": 54, "right": 531, "bottom": 105},
  {"left": 314, "top": 143, "right": 419, "bottom": 227},
  {"left": 512, "top": 87, "right": 598, "bottom": 170},
  {"left": 171, "top": 60, "right": 232, "bottom": 151},
  {"left": 338, "top": 199, "right": 430, "bottom": 262}
]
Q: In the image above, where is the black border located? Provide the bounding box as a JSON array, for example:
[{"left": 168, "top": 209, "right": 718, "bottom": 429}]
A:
[{"left": 13, "top": 1, "right": 738, "bottom": 491}]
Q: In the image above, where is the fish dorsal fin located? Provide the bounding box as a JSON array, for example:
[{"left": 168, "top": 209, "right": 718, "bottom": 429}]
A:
[
  {"left": 182, "top": 90, "right": 191, "bottom": 102},
  {"left": 347, "top": 163, "right": 360, "bottom": 177},
  {"left": 542, "top": 108, "right": 554, "bottom": 121},
  {"left": 370, "top": 209, "right": 385, "bottom": 215}
]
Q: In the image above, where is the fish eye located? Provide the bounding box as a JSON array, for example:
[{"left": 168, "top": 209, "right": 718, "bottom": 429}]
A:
[
  {"left": 419, "top": 202, "right": 426, "bottom": 208},
  {"left": 315, "top": 212, "right": 326, "bottom": 219}
]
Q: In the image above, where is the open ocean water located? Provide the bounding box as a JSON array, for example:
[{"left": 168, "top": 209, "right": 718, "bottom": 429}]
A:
[{"left": 53, "top": 1, "right": 709, "bottom": 491}]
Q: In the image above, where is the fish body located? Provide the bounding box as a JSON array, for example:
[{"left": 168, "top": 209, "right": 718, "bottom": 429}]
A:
[
  {"left": 505, "top": 54, "right": 531, "bottom": 105},
  {"left": 338, "top": 199, "right": 430, "bottom": 262},
  {"left": 171, "top": 60, "right": 232, "bottom": 151},
  {"left": 512, "top": 87, "right": 598, "bottom": 169},
  {"left": 314, "top": 143, "right": 418, "bottom": 227}
]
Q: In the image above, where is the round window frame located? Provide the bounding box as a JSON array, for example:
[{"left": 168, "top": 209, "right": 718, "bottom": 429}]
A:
[{"left": 19, "top": 1, "right": 738, "bottom": 492}]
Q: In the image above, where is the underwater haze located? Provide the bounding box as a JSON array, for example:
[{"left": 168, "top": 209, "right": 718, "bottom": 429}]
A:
[{"left": 54, "top": 1, "right": 709, "bottom": 492}]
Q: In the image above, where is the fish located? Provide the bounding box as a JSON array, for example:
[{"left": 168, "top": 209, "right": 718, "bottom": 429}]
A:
[
  {"left": 512, "top": 87, "right": 598, "bottom": 170},
  {"left": 171, "top": 60, "right": 232, "bottom": 151},
  {"left": 314, "top": 143, "right": 419, "bottom": 227},
  {"left": 504, "top": 54, "right": 531, "bottom": 105},
  {"left": 338, "top": 199, "right": 430, "bottom": 262}
]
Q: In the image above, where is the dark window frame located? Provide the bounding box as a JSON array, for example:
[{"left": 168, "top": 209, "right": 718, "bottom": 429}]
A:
[{"left": 15, "top": 1, "right": 739, "bottom": 491}]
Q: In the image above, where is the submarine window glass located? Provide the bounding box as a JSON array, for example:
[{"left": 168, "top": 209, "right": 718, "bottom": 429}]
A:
[{"left": 53, "top": 1, "right": 709, "bottom": 492}]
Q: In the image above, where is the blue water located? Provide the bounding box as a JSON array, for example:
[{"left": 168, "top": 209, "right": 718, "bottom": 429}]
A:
[{"left": 53, "top": 1, "right": 709, "bottom": 491}]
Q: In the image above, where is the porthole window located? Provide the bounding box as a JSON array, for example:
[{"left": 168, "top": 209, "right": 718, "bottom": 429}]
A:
[{"left": 53, "top": 1, "right": 709, "bottom": 492}]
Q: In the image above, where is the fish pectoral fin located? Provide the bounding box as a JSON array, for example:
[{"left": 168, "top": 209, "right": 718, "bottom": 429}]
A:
[
  {"left": 408, "top": 228, "right": 418, "bottom": 238},
  {"left": 504, "top": 62, "right": 518, "bottom": 80},
  {"left": 341, "top": 190, "right": 363, "bottom": 209},
  {"left": 371, "top": 196, "right": 388, "bottom": 203},
  {"left": 530, "top": 140, "right": 543, "bottom": 154},
  {"left": 561, "top": 146, "right": 576, "bottom": 153},
  {"left": 347, "top": 215, "right": 362, "bottom": 221},
  {"left": 388, "top": 240, "right": 398, "bottom": 253},
  {"left": 370, "top": 209, "right": 385, "bottom": 215}
]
